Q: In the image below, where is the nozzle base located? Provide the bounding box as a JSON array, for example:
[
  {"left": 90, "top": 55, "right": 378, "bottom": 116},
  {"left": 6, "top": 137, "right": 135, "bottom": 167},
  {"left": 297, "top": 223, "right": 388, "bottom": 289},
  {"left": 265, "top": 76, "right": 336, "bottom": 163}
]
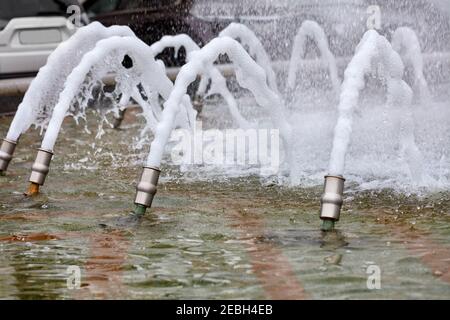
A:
[
  {"left": 134, "top": 166, "right": 160, "bottom": 208},
  {"left": 0, "top": 139, "right": 18, "bottom": 172},
  {"left": 320, "top": 175, "right": 345, "bottom": 221},
  {"left": 29, "top": 149, "right": 53, "bottom": 186}
]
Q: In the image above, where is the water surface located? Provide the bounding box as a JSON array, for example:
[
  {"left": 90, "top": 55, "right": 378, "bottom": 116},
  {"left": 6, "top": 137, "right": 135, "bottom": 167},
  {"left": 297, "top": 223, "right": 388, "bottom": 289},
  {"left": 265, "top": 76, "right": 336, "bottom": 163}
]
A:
[{"left": 0, "top": 109, "right": 449, "bottom": 300}]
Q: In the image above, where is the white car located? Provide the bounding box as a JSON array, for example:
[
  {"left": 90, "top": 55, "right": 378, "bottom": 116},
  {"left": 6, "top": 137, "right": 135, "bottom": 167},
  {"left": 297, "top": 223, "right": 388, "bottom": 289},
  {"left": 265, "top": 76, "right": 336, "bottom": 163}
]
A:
[{"left": 0, "top": 0, "right": 87, "bottom": 78}]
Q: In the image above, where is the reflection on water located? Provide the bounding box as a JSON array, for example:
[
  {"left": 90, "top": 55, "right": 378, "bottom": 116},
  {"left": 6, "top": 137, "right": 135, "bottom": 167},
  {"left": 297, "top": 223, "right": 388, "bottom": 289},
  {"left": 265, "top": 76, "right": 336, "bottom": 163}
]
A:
[{"left": 0, "top": 113, "right": 449, "bottom": 300}]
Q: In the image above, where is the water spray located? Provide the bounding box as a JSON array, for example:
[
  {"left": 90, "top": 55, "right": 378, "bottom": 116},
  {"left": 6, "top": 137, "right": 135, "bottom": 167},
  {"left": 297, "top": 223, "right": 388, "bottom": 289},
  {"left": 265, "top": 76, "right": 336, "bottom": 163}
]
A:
[
  {"left": 26, "top": 149, "right": 53, "bottom": 196},
  {"left": 133, "top": 166, "right": 161, "bottom": 215},
  {"left": 320, "top": 175, "right": 345, "bottom": 231},
  {"left": 0, "top": 138, "right": 18, "bottom": 174}
]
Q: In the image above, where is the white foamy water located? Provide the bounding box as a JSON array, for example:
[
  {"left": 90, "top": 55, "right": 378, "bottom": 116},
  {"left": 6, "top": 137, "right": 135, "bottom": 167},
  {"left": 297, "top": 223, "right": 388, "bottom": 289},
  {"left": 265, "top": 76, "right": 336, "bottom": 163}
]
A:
[{"left": 6, "top": 22, "right": 135, "bottom": 141}]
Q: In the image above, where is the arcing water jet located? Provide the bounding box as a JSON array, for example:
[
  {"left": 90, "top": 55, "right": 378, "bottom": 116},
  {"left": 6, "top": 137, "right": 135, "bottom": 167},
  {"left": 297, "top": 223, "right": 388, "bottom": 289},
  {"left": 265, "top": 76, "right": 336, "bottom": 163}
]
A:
[
  {"left": 2, "top": 19, "right": 443, "bottom": 232},
  {"left": 0, "top": 22, "right": 134, "bottom": 174},
  {"left": 288, "top": 20, "right": 340, "bottom": 96},
  {"left": 133, "top": 36, "right": 291, "bottom": 214},
  {"left": 27, "top": 35, "right": 196, "bottom": 194},
  {"left": 321, "top": 29, "right": 426, "bottom": 230},
  {"left": 150, "top": 33, "right": 252, "bottom": 129}
]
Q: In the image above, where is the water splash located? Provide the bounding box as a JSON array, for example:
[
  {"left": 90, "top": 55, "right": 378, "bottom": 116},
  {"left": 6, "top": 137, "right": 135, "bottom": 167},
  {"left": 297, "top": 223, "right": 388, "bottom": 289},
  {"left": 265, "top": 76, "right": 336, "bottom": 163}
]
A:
[{"left": 150, "top": 34, "right": 251, "bottom": 129}]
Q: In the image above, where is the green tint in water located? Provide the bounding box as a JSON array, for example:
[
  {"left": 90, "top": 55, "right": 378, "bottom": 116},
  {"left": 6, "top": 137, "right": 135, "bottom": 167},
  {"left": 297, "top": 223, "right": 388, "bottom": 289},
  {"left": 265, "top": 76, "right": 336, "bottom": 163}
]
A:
[
  {"left": 321, "top": 219, "right": 335, "bottom": 232},
  {"left": 0, "top": 114, "right": 449, "bottom": 299},
  {"left": 134, "top": 204, "right": 147, "bottom": 216}
]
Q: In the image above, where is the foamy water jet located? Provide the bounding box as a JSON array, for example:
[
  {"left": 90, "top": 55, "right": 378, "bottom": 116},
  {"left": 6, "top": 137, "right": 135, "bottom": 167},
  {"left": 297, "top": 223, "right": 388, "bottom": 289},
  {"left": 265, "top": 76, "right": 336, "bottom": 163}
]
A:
[
  {"left": 320, "top": 29, "right": 430, "bottom": 229},
  {"left": 0, "top": 22, "right": 135, "bottom": 173},
  {"left": 134, "top": 36, "right": 292, "bottom": 213},
  {"left": 27, "top": 35, "right": 196, "bottom": 191}
]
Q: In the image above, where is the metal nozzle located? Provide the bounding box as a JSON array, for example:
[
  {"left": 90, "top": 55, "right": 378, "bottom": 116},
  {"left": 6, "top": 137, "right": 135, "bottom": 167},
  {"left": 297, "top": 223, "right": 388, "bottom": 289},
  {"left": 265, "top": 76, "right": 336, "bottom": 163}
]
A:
[
  {"left": 320, "top": 175, "right": 345, "bottom": 222},
  {"left": 29, "top": 148, "right": 53, "bottom": 185},
  {"left": 113, "top": 109, "right": 126, "bottom": 129},
  {"left": 192, "top": 94, "right": 204, "bottom": 114},
  {"left": 134, "top": 166, "right": 161, "bottom": 208},
  {"left": 0, "top": 139, "right": 18, "bottom": 172}
]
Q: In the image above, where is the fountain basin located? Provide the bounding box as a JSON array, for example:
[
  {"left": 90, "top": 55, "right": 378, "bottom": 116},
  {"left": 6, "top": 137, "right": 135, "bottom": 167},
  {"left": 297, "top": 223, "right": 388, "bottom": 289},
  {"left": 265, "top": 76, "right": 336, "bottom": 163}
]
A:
[
  {"left": 0, "top": 111, "right": 449, "bottom": 299},
  {"left": 320, "top": 175, "right": 345, "bottom": 221}
]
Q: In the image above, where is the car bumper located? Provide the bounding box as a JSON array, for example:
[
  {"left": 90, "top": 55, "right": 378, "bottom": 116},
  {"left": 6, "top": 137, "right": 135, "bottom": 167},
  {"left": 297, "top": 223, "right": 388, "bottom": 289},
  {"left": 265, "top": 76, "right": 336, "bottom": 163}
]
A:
[{"left": 0, "top": 49, "right": 55, "bottom": 75}]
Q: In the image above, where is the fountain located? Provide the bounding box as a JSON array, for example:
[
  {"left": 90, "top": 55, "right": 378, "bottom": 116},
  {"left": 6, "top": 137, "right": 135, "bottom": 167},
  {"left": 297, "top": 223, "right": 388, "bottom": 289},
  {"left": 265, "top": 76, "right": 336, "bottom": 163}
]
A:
[
  {"left": 287, "top": 20, "right": 340, "bottom": 96},
  {"left": 133, "top": 36, "right": 292, "bottom": 215},
  {"left": 0, "top": 19, "right": 445, "bottom": 231},
  {"left": 0, "top": 22, "right": 135, "bottom": 174},
  {"left": 26, "top": 35, "right": 196, "bottom": 196},
  {"left": 321, "top": 29, "right": 426, "bottom": 231},
  {"left": 1, "top": 1, "right": 449, "bottom": 300}
]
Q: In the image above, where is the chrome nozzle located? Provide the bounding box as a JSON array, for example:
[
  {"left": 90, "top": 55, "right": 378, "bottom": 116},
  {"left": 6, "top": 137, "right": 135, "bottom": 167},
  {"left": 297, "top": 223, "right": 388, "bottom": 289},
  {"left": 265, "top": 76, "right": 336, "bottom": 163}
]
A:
[
  {"left": 0, "top": 139, "right": 18, "bottom": 172},
  {"left": 29, "top": 148, "right": 53, "bottom": 185},
  {"left": 134, "top": 166, "right": 161, "bottom": 208},
  {"left": 320, "top": 175, "right": 345, "bottom": 221},
  {"left": 192, "top": 94, "right": 204, "bottom": 114}
]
